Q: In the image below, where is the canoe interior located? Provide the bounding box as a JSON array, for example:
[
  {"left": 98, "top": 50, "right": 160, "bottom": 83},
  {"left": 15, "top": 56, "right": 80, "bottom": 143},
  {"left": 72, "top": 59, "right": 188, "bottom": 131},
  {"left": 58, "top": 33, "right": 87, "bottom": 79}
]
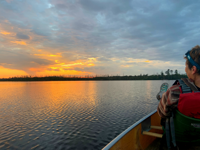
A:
[{"left": 105, "top": 111, "right": 163, "bottom": 150}]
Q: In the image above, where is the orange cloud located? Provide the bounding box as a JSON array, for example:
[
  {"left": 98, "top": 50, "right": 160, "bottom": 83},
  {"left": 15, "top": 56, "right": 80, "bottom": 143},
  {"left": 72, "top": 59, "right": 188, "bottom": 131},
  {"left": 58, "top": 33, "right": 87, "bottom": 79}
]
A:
[
  {"left": 50, "top": 67, "right": 59, "bottom": 70},
  {"left": 62, "top": 63, "right": 83, "bottom": 67},
  {"left": 55, "top": 60, "right": 59, "bottom": 63},
  {"left": 53, "top": 59, "right": 96, "bottom": 70},
  {"left": 0, "top": 31, "right": 11, "bottom": 35},
  {"left": 49, "top": 54, "right": 61, "bottom": 57},
  {"left": 11, "top": 41, "right": 27, "bottom": 45},
  {"left": 34, "top": 54, "right": 61, "bottom": 57},
  {"left": 87, "top": 63, "right": 95, "bottom": 66},
  {"left": 56, "top": 63, "right": 65, "bottom": 65}
]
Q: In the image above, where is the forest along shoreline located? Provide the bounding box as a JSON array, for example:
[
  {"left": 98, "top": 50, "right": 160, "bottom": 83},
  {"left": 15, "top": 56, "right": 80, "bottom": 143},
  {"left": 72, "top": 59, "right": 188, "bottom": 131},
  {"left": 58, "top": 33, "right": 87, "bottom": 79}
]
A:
[{"left": 0, "top": 69, "right": 187, "bottom": 81}]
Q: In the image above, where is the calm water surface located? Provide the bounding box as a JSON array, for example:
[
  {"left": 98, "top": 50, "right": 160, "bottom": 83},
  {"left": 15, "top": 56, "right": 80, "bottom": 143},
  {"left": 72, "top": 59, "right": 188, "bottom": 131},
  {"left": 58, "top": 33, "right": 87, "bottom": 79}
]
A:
[{"left": 0, "top": 80, "right": 174, "bottom": 150}]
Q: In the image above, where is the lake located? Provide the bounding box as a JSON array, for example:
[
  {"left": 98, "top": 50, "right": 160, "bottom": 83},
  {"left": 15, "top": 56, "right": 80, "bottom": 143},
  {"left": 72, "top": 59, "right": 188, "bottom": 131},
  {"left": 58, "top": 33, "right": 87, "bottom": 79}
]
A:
[{"left": 0, "top": 80, "right": 174, "bottom": 150}]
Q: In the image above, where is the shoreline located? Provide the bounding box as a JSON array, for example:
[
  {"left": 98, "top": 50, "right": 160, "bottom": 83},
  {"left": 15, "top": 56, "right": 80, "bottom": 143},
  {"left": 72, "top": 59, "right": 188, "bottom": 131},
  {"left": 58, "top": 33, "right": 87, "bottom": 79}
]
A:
[{"left": 0, "top": 74, "right": 187, "bottom": 82}]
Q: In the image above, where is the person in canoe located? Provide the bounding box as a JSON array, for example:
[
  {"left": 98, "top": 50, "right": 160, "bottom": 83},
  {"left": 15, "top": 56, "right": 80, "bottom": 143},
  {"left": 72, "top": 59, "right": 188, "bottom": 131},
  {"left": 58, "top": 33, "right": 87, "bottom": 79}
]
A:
[{"left": 157, "top": 45, "right": 200, "bottom": 149}]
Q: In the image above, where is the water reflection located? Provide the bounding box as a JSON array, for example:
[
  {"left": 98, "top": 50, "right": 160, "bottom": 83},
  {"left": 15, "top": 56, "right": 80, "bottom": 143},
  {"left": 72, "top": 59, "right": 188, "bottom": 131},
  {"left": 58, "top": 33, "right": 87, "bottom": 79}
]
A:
[
  {"left": 0, "top": 80, "right": 174, "bottom": 150},
  {"left": 146, "top": 81, "right": 152, "bottom": 98}
]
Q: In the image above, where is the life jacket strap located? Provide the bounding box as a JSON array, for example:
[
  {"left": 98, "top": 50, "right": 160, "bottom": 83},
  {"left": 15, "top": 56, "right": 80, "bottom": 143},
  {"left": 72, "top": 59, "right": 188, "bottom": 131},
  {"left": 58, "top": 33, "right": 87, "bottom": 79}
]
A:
[
  {"left": 178, "top": 79, "right": 192, "bottom": 93},
  {"left": 170, "top": 113, "right": 176, "bottom": 147},
  {"left": 165, "top": 118, "right": 171, "bottom": 149}
]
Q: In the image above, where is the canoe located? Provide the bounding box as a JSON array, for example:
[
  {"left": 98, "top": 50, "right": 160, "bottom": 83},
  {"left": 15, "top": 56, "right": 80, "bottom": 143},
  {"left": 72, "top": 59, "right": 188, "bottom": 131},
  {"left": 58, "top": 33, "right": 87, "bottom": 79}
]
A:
[{"left": 102, "top": 109, "right": 163, "bottom": 150}]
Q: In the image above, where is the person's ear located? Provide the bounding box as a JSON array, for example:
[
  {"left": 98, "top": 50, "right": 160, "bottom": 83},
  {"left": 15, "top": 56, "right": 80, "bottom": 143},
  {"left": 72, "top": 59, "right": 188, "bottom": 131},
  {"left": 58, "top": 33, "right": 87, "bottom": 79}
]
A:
[{"left": 192, "top": 66, "right": 197, "bottom": 74}]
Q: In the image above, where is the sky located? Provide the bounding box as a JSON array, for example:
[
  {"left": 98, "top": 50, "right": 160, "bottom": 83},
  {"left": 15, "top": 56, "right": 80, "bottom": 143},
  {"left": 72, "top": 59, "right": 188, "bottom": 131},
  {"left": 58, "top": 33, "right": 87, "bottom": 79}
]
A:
[{"left": 0, "top": 0, "right": 200, "bottom": 78}]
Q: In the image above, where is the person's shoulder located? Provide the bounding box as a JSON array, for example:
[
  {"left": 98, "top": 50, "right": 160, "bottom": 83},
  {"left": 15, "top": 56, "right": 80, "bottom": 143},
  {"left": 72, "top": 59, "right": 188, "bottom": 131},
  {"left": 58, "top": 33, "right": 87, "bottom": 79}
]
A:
[
  {"left": 169, "top": 78, "right": 195, "bottom": 92},
  {"left": 181, "top": 78, "right": 198, "bottom": 91},
  {"left": 181, "top": 78, "right": 194, "bottom": 84}
]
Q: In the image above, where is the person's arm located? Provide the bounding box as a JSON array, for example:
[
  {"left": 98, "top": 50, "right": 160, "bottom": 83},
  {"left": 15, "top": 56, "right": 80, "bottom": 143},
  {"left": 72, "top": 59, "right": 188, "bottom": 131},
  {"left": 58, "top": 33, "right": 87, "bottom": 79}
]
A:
[{"left": 157, "top": 84, "right": 180, "bottom": 118}]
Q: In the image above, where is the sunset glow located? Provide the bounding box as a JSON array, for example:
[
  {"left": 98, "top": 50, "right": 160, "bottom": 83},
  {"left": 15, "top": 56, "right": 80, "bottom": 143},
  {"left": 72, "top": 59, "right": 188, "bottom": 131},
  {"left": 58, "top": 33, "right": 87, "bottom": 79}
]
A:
[
  {"left": 0, "top": 66, "right": 28, "bottom": 78},
  {"left": 0, "top": 0, "right": 199, "bottom": 78}
]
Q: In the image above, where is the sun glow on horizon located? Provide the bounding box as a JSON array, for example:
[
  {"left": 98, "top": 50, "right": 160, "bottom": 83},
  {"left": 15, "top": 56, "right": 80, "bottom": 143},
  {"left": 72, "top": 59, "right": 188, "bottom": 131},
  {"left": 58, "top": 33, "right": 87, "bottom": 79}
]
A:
[
  {"left": 34, "top": 69, "right": 93, "bottom": 77},
  {"left": 0, "top": 66, "right": 28, "bottom": 78}
]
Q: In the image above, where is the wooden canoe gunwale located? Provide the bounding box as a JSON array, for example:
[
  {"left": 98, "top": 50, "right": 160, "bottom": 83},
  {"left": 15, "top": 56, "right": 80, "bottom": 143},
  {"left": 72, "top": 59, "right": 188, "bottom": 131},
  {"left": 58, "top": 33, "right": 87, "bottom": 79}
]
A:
[{"left": 102, "top": 109, "right": 158, "bottom": 150}]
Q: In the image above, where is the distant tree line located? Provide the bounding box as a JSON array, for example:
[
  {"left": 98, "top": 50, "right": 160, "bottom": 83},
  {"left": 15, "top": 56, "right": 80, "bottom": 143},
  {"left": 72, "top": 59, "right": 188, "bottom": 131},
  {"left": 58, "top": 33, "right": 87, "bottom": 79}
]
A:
[{"left": 0, "top": 69, "right": 187, "bottom": 81}]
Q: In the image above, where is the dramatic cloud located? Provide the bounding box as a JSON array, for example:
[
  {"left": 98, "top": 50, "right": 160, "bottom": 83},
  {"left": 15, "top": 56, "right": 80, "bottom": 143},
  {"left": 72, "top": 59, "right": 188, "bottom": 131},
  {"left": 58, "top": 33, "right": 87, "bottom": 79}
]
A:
[
  {"left": 0, "top": 49, "right": 54, "bottom": 71},
  {"left": 0, "top": 0, "right": 199, "bottom": 77}
]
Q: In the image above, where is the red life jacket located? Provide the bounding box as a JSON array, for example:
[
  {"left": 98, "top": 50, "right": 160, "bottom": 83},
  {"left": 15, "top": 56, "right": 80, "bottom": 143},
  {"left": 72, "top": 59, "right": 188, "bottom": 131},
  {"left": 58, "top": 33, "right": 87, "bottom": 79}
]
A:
[{"left": 177, "top": 79, "right": 200, "bottom": 119}]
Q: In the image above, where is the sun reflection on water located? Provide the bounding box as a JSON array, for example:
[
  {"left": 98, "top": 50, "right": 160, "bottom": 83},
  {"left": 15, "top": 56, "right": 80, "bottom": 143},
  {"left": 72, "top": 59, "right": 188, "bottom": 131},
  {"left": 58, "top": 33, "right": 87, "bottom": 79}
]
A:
[{"left": 0, "top": 81, "right": 98, "bottom": 149}]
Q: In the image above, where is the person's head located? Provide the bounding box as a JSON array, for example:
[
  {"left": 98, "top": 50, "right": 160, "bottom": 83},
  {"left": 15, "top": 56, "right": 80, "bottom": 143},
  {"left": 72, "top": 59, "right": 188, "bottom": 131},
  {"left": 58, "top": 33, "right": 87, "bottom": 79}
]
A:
[{"left": 184, "top": 45, "right": 200, "bottom": 80}]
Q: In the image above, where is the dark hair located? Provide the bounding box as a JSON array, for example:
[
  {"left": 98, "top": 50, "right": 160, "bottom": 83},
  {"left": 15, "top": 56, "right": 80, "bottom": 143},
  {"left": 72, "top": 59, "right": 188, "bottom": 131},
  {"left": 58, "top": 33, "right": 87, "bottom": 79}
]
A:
[{"left": 184, "top": 45, "right": 200, "bottom": 74}]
